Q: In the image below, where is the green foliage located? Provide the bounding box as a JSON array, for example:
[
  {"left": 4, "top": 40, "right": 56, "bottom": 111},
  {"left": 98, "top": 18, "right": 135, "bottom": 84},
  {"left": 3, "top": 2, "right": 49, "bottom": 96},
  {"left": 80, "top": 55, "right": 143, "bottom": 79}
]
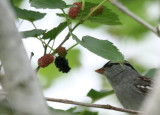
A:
[
  {"left": 42, "top": 21, "right": 67, "bottom": 40},
  {"left": 50, "top": 107, "right": 98, "bottom": 115},
  {"left": 104, "top": 0, "right": 152, "bottom": 39},
  {"left": 49, "top": 107, "right": 77, "bottom": 115},
  {"left": 66, "top": 49, "right": 81, "bottom": 68},
  {"left": 81, "top": 111, "right": 98, "bottom": 115},
  {"left": 82, "top": 2, "right": 121, "bottom": 25},
  {"left": 29, "top": 0, "right": 69, "bottom": 9},
  {"left": 72, "top": 34, "right": 124, "bottom": 62},
  {"left": 11, "top": 0, "right": 23, "bottom": 6},
  {"left": 85, "top": 0, "right": 156, "bottom": 39},
  {"left": 38, "top": 49, "right": 81, "bottom": 88},
  {"left": 144, "top": 68, "right": 157, "bottom": 78},
  {"left": 57, "top": 2, "right": 121, "bottom": 25},
  {"left": 21, "top": 29, "right": 46, "bottom": 38},
  {"left": 87, "top": 89, "right": 114, "bottom": 102},
  {"left": 14, "top": 7, "right": 46, "bottom": 21},
  {"left": 128, "top": 60, "right": 147, "bottom": 74},
  {"left": 0, "top": 98, "right": 13, "bottom": 115}
]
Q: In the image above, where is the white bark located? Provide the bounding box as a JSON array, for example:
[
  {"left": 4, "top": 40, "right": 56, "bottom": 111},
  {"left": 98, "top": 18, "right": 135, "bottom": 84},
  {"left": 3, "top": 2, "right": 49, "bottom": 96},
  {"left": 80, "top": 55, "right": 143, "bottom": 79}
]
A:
[
  {"left": 0, "top": 0, "right": 50, "bottom": 115},
  {"left": 140, "top": 70, "right": 160, "bottom": 115}
]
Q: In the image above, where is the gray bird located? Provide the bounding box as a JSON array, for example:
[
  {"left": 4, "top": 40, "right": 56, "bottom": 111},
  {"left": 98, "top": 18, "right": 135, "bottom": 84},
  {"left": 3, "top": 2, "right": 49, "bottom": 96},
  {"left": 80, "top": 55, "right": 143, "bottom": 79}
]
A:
[{"left": 95, "top": 61, "right": 152, "bottom": 110}]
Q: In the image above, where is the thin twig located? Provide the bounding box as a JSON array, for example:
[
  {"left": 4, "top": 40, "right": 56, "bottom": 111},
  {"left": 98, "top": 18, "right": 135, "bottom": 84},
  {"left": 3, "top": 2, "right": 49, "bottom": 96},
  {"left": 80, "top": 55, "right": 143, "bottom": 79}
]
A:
[
  {"left": 109, "top": 0, "right": 160, "bottom": 37},
  {"left": 67, "top": 43, "right": 79, "bottom": 52},
  {"left": 18, "top": 19, "right": 24, "bottom": 29},
  {"left": 35, "top": 66, "right": 40, "bottom": 73},
  {"left": 30, "top": 52, "right": 34, "bottom": 62},
  {"left": 45, "top": 97, "right": 141, "bottom": 114}
]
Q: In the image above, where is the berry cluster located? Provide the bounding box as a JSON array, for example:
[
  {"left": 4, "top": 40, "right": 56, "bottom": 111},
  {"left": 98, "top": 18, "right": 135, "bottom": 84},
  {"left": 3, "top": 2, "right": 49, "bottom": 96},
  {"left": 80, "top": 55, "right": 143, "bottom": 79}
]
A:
[
  {"left": 90, "top": 6, "right": 104, "bottom": 16},
  {"left": 69, "top": 2, "right": 82, "bottom": 19},
  {"left": 55, "top": 56, "right": 71, "bottom": 73},
  {"left": 38, "top": 54, "right": 54, "bottom": 68}
]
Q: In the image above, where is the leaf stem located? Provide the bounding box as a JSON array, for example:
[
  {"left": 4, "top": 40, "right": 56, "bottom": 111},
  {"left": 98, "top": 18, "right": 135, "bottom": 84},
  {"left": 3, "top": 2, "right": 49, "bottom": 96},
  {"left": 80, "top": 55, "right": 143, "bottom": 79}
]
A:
[
  {"left": 61, "top": 9, "right": 72, "bottom": 31},
  {"left": 51, "top": 21, "right": 82, "bottom": 55},
  {"left": 67, "top": 43, "right": 79, "bottom": 52},
  {"left": 109, "top": 0, "right": 160, "bottom": 37},
  {"left": 31, "top": 21, "right": 37, "bottom": 29},
  {"left": 51, "top": 0, "right": 108, "bottom": 55},
  {"left": 82, "top": 0, "right": 85, "bottom": 11}
]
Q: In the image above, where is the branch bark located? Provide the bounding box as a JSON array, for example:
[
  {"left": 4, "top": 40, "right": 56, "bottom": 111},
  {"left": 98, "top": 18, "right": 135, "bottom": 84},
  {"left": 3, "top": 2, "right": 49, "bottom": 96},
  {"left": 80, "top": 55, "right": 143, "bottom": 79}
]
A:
[
  {"left": 45, "top": 97, "right": 141, "bottom": 114},
  {"left": 0, "top": 0, "right": 50, "bottom": 115}
]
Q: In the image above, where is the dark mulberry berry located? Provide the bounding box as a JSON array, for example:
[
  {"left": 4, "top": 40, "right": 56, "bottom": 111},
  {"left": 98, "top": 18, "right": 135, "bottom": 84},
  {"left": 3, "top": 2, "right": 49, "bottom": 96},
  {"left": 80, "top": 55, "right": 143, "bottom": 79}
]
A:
[{"left": 55, "top": 56, "right": 71, "bottom": 73}]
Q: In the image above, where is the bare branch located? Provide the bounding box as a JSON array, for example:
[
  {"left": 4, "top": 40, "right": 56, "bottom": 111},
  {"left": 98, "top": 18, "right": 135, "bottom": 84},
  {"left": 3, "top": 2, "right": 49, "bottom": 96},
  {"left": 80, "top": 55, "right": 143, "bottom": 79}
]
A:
[
  {"left": 45, "top": 97, "right": 141, "bottom": 114},
  {"left": 109, "top": 0, "right": 160, "bottom": 37},
  {"left": 0, "top": 92, "right": 142, "bottom": 114}
]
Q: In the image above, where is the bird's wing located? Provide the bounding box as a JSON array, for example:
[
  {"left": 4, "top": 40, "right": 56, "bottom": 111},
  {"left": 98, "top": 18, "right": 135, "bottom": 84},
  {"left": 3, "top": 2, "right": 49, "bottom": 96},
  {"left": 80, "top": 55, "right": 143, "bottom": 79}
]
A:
[{"left": 134, "top": 76, "right": 153, "bottom": 94}]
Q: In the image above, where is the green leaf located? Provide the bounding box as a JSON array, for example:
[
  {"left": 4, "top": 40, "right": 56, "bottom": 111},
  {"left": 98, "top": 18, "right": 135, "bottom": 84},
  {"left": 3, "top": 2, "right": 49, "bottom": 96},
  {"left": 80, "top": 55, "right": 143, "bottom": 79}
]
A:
[
  {"left": 71, "top": 34, "right": 124, "bottom": 62},
  {"left": 81, "top": 111, "right": 98, "bottom": 115},
  {"left": 84, "top": 2, "right": 120, "bottom": 25},
  {"left": 38, "top": 49, "right": 81, "bottom": 88},
  {"left": 42, "top": 21, "right": 67, "bottom": 40},
  {"left": 11, "top": 0, "right": 23, "bottom": 6},
  {"left": 21, "top": 29, "right": 46, "bottom": 38},
  {"left": 87, "top": 89, "right": 114, "bottom": 102},
  {"left": 57, "top": 2, "right": 120, "bottom": 25},
  {"left": 29, "top": 0, "right": 68, "bottom": 9},
  {"left": 14, "top": 7, "right": 46, "bottom": 21},
  {"left": 144, "top": 68, "right": 157, "bottom": 78}
]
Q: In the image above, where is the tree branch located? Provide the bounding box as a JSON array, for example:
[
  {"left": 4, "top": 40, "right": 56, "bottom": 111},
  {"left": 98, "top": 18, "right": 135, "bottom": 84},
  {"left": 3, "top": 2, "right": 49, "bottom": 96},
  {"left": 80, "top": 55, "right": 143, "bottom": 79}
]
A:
[
  {"left": 45, "top": 97, "right": 141, "bottom": 114},
  {"left": 109, "top": 0, "right": 160, "bottom": 37},
  {"left": 0, "top": 0, "right": 50, "bottom": 115},
  {"left": 0, "top": 91, "right": 142, "bottom": 114}
]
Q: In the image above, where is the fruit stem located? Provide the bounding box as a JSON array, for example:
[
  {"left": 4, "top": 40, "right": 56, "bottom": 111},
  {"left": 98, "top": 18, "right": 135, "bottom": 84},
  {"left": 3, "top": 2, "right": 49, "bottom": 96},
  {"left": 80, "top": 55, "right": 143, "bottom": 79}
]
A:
[
  {"left": 67, "top": 43, "right": 79, "bottom": 52},
  {"left": 61, "top": 9, "right": 72, "bottom": 31},
  {"left": 82, "top": 0, "right": 85, "bottom": 11},
  {"left": 51, "top": 0, "right": 108, "bottom": 55}
]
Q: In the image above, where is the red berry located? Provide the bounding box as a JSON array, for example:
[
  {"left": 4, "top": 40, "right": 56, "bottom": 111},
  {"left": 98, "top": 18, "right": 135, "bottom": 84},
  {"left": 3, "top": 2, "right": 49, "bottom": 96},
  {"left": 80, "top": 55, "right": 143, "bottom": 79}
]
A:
[
  {"left": 69, "top": 2, "right": 82, "bottom": 19},
  {"left": 73, "top": 2, "right": 82, "bottom": 10},
  {"left": 90, "top": 6, "right": 104, "bottom": 16},
  {"left": 38, "top": 54, "right": 54, "bottom": 68},
  {"left": 56, "top": 47, "right": 67, "bottom": 57}
]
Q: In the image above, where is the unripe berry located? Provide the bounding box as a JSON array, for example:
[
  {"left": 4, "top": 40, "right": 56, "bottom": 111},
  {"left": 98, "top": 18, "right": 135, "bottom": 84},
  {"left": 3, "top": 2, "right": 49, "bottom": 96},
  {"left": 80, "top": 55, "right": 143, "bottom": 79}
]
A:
[
  {"left": 69, "top": 2, "right": 82, "bottom": 19},
  {"left": 38, "top": 54, "right": 54, "bottom": 68},
  {"left": 90, "top": 6, "right": 104, "bottom": 16},
  {"left": 73, "top": 2, "right": 82, "bottom": 10},
  {"left": 56, "top": 46, "right": 67, "bottom": 57}
]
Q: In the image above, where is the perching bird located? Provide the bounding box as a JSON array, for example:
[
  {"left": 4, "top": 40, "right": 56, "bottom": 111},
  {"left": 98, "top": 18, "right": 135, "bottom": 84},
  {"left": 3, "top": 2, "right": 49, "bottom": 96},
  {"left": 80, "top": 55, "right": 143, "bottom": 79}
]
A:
[{"left": 96, "top": 61, "right": 152, "bottom": 110}]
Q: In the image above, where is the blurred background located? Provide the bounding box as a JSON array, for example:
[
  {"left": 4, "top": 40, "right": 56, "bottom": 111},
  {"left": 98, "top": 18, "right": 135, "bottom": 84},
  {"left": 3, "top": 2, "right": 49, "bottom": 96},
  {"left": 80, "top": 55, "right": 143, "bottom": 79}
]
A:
[{"left": 14, "top": 0, "right": 160, "bottom": 114}]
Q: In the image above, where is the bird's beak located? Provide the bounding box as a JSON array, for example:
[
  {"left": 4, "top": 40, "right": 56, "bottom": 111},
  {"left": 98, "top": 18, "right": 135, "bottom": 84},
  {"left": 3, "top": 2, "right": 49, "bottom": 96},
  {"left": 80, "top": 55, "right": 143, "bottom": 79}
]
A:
[{"left": 95, "top": 67, "right": 105, "bottom": 74}]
